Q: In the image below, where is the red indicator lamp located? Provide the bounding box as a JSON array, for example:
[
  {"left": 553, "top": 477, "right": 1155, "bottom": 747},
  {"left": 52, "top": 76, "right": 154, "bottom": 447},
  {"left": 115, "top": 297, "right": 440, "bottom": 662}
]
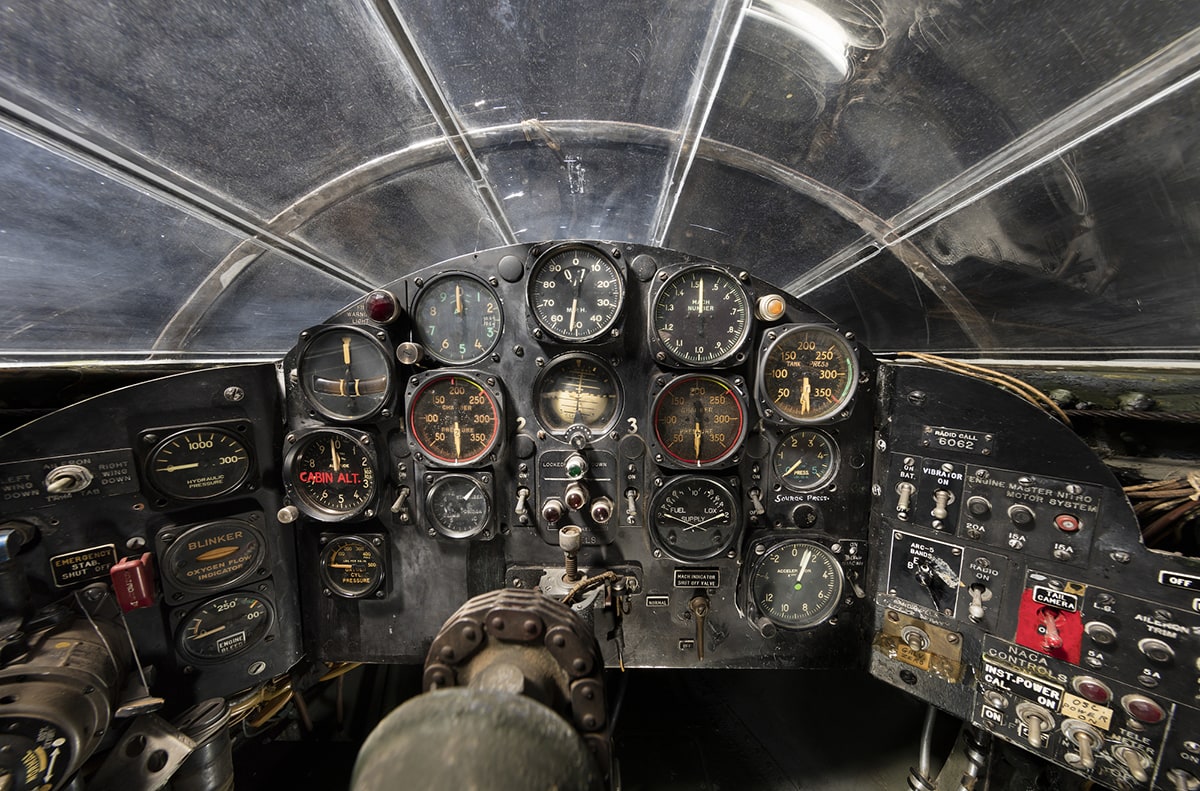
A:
[{"left": 365, "top": 290, "right": 400, "bottom": 323}]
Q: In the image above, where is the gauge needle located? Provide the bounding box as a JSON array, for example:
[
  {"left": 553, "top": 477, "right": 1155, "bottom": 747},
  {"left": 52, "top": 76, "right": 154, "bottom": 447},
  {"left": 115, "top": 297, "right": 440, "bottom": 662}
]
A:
[
  {"left": 190, "top": 625, "right": 227, "bottom": 640},
  {"left": 795, "top": 548, "right": 813, "bottom": 586},
  {"left": 455, "top": 284, "right": 463, "bottom": 316},
  {"left": 342, "top": 336, "right": 352, "bottom": 365},
  {"left": 329, "top": 563, "right": 352, "bottom": 569},
  {"left": 160, "top": 462, "right": 200, "bottom": 472},
  {"left": 453, "top": 419, "right": 462, "bottom": 459},
  {"left": 801, "top": 376, "right": 812, "bottom": 415},
  {"left": 331, "top": 443, "right": 341, "bottom": 473},
  {"left": 693, "top": 421, "right": 703, "bottom": 460},
  {"left": 783, "top": 459, "right": 805, "bottom": 477},
  {"left": 569, "top": 298, "right": 579, "bottom": 332}
]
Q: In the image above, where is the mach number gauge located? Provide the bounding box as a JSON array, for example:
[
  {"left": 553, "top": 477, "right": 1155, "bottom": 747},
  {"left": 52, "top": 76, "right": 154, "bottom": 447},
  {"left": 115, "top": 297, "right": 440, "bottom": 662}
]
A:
[
  {"left": 146, "top": 427, "right": 251, "bottom": 501},
  {"left": 758, "top": 325, "right": 858, "bottom": 423},
  {"left": 652, "top": 265, "right": 751, "bottom": 366},
  {"left": 320, "top": 535, "right": 384, "bottom": 598},
  {"left": 284, "top": 430, "right": 377, "bottom": 520},
  {"left": 651, "top": 375, "right": 747, "bottom": 468},
  {"left": 528, "top": 245, "right": 624, "bottom": 342},
  {"left": 407, "top": 373, "right": 501, "bottom": 466},
  {"left": 751, "top": 540, "right": 843, "bottom": 629}
]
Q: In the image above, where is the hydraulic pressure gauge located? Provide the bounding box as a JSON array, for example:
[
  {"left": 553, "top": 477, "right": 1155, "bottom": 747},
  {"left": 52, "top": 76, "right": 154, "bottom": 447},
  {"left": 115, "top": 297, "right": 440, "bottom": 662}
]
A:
[
  {"left": 407, "top": 373, "right": 502, "bottom": 466},
  {"left": 751, "top": 540, "right": 843, "bottom": 629},
  {"left": 651, "top": 265, "right": 752, "bottom": 366},
  {"left": 772, "top": 429, "right": 838, "bottom": 491},
  {"left": 298, "top": 325, "right": 393, "bottom": 421},
  {"left": 319, "top": 535, "right": 384, "bottom": 598},
  {"left": 757, "top": 325, "right": 857, "bottom": 423},
  {"left": 283, "top": 430, "right": 378, "bottom": 520},
  {"left": 651, "top": 374, "right": 747, "bottom": 468},
  {"left": 528, "top": 245, "right": 625, "bottom": 342},
  {"left": 649, "top": 475, "right": 739, "bottom": 562},
  {"left": 146, "top": 427, "right": 252, "bottom": 501},
  {"left": 412, "top": 273, "right": 503, "bottom": 364},
  {"left": 176, "top": 592, "right": 274, "bottom": 662},
  {"left": 533, "top": 353, "right": 621, "bottom": 435}
]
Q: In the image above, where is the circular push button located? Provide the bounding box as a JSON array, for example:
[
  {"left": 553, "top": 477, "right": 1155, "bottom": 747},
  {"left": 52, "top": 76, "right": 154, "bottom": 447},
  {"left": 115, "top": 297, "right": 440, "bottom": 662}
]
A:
[
  {"left": 1084, "top": 621, "right": 1117, "bottom": 646},
  {"left": 1138, "top": 637, "right": 1175, "bottom": 664},
  {"left": 1121, "top": 694, "right": 1165, "bottom": 725}
]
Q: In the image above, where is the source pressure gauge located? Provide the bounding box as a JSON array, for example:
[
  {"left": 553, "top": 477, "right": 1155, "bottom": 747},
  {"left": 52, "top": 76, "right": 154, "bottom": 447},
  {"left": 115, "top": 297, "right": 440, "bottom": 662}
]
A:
[
  {"left": 528, "top": 245, "right": 625, "bottom": 341},
  {"left": 772, "top": 429, "right": 838, "bottom": 491},
  {"left": 751, "top": 540, "right": 843, "bottom": 629},
  {"left": 298, "top": 326, "right": 393, "bottom": 421},
  {"left": 757, "top": 325, "right": 857, "bottom": 423},
  {"left": 651, "top": 265, "right": 752, "bottom": 366}
]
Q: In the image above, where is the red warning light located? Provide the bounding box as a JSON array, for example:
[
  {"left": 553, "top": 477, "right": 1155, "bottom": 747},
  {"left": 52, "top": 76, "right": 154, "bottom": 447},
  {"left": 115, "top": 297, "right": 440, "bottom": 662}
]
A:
[{"left": 365, "top": 290, "right": 399, "bottom": 323}]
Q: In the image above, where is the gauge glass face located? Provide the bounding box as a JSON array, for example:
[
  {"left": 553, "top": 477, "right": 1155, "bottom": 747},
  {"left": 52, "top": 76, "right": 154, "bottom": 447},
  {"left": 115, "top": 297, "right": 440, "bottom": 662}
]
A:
[
  {"left": 649, "top": 475, "right": 739, "bottom": 562},
  {"left": 408, "top": 375, "right": 500, "bottom": 466},
  {"left": 652, "top": 267, "right": 751, "bottom": 365},
  {"left": 147, "top": 428, "right": 251, "bottom": 501},
  {"left": 177, "top": 593, "right": 273, "bottom": 662},
  {"left": 412, "top": 274, "right": 502, "bottom": 364},
  {"left": 162, "top": 520, "right": 265, "bottom": 593},
  {"left": 772, "top": 430, "right": 838, "bottom": 491},
  {"left": 528, "top": 247, "right": 624, "bottom": 341},
  {"left": 534, "top": 354, "right": 621, "bottom": 434},
  {"left": 427, "top": 474, "right": 492, "bottom": 539},
  {"left": 759, "top": 326, "right": 857, "bottom": 422},
  {"left": 752, "top": 541, "right": 843, "bottom": 629},
  {"left": 652, "top": 375, "right": 747, "bottom": 467},
  {"left": 298, "top": 327, "right": 393, "bottom": 421},
  {"left": 320, "top": 536, "right": 384, "bottom": 598},
  {"left": 288, "top": 431, "right": 377, "bottom": 518}
]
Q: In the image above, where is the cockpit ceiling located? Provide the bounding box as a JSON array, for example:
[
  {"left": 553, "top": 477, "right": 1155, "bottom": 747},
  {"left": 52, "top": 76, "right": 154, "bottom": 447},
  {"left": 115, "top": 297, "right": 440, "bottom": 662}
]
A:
[{"left": 1, "top": 0, "right": 1199, "bottom": 360}]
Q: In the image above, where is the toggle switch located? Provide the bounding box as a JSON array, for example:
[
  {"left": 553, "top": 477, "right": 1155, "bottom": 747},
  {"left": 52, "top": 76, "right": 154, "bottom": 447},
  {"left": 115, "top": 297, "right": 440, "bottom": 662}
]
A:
[
  {"left": 895, "top": 482, "right": 916, "bottom": 519},
  {"left": 1113, "top": 745, "right": 1151, "bottom": 783},
  {"left": 1062, "top": 719, "right": 1103, "bottom": 771},
  {"left": 931, "top": 489, "right": 954, "bottom": 520},
  {"left": 1015, "top": 701, "right": 1054, "bottom": 749}
]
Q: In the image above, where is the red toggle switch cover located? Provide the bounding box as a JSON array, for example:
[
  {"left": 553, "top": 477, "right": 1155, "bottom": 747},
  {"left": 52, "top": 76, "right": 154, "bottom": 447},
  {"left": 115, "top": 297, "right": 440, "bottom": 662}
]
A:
[
  {"left": 110, "top": 553, "right": 155, "bottom": 612},
  {"left": 1014, "top": 588, "right": 1083, "bottom": 663}
]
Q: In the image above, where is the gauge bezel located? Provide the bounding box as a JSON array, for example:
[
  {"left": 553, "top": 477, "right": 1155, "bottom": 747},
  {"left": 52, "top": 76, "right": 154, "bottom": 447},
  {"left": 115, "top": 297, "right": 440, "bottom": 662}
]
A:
[
  {"left": 750, "top": 539, "right": 844, "bottom": 630},
  {"left": 771, "top": 429, "right": 839, "bottom": 492},
  {"left": 160, "top": 518, "right": 267, "bottom": 594},
  {"left": 319, "top": 534, "right": 385, "bottom": 599},
  {"left": 411, "top": 271, "right": 504, "bottom": 365},
  {"left": 144, "top": 425, "right": 253, "bottom": 502},
  {"left": 648, "top": 474, "right": 740, "bottom": 563},
  {"left": 532, "top": 352, "right": 623, "bottom": 437},
  {"left": 297, "top": 324, "right": 395, "bottom": 422},
  {"left": 649, "top": 374, "right": 749, "bottom": 469},
  {"left": 425, "top": 473, "right": 493, "bottom": 539},
  {"left": 755, "top": 324, "right": 859, "bottom": 425},
  {"left": 648, "top": 263, "right": 753, "bottom": 368},
  {"left": 527, "top": 243, "right": 626, "bottom": 342},
  {"left": 175, "top": 591, "right": 276, "bottom": 664},
  {"left": 282, "top": 429, "right": 379, "bottom": 521},
  {"left": 405, "top": 371, "right": 504, "bottom": 467}
]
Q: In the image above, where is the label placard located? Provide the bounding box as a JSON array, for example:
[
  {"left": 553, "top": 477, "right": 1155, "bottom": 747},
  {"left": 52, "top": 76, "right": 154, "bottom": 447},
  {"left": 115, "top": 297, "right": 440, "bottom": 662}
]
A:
[
  {"left": 896, "top": 643, "right": 932, "bottom": 671},
  {"left": 1061, "top": 692, "right": 1113, "bottom": 730},
  {"left": 1032, "top": 586, "right": 1079, "bottom": 612},
  {"left": 981, "top": 660, "right": 1064, "bottom": 710},
  {"left": 49, "top": 544, "right": 117, "bottom": 588},
  {"left": 922, "top": 425, "right": 995, "bottom": 456},
  {"left": 673, "top": 568, "right": 720, "bottom": 588}
]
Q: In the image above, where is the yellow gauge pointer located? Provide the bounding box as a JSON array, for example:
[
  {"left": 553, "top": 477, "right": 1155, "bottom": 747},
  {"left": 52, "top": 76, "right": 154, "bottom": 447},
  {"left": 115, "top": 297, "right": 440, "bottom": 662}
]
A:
[
  {"left": 342, "top": 336, "right": 352, "bottom": 365},
  {"left": 158, "top": 462, "right": 200, "bottom": 473}
]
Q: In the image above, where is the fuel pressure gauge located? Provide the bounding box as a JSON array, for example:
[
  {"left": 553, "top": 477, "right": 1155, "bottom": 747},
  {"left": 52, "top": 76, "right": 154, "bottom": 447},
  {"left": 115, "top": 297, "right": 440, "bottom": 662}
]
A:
[{"left": 757, "top": 325, "right": 857, "bottom": 423}]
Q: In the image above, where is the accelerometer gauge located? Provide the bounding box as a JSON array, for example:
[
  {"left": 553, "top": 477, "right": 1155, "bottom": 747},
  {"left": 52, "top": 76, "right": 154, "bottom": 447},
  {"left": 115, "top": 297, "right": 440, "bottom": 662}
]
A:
[
  {"left": 652, "top": 374, "right": 747, "bottom": 468},
  {"left": 751, "top": 540, "right": 843, "bottom": 629},
  {"left": 534, "top": 353, "right": 621, "bottom": 434},
  {"left": 652, "top": 265, "right": 751, "bottom": 366},
  {"left": 298, "top": 325, "right": 393, "bottom": 421},
  {"left": 758, "top": 325, "right": 857, "bottom": 423},
  {"left": 161, "top": 519, "right": 265, "bottom": 593},
  {"left": 284, "top": 430, "right": 377, "bottom": 520},
  {"left": 177, "top": 592, "right": 273, "bottom": 662},
  {"left": 146, "top": 427, "right": 251, "bottom": 501},
  {"left": 319, "top": 535, "right": 384, "bottom": 598},
  {"left": 528, "top": 245, "right": 625, "bottom": 341},
  {"left": 407, "top": 373, "right": 501, "bottom": 466},
  {"left": 426, "top": 474, "right": 492, "bottom": 539},
  {"left": 412, "top": 273, "right": 502, "bottom": 364},
  {"left": 649, "top": 475, "right": 739, "bottom": 562},
  {"left": 772, "top": 429, "right": 838, "bottom": 491}
]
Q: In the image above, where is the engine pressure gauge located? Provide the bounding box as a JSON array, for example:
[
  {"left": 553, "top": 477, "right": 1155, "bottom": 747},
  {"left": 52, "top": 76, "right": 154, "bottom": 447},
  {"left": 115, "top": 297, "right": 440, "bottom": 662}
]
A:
[
  {"left": 751, "top": 540, "right": 843, "bottom": 629},
  {"left": 533, "top": 353, "right": 621, "bottom": 435},
  {"left": 772, "top": 429, "right": 838, "bottom": 491},
  {"left": 412, "top": 273, "right": 502, "bottom": 364},
  {"left": 649, "top": 475, "right": 739, "bottom": 562},
  {"left": 651, "top": 374, "right": 747, "bottom": 468},
  {"left": 298, "top": 325, "right": 393, "bottom": 421},
  {"left": 651, "top": 265, "right": 752, "bottom": 366},
  {"left": 407, "top": 373, "right": 501, "bottom": 466},
  {"left": 283, "top": 430, "right": 378, "bottom": 520},
  {"left": 177, "top": 592, "right": 274, "bottom": 662},
  {"left": 757, "top": 325, "right": 857, "bottom": 423},
  {"left": 528, "top": 245, "right": 625, "bottom": 342},
  {"left": 426, "top": 474, "right": 492, "bottom": 539},
  {"left": 319, "top": 535, "right": 384, "bottom": 598}
]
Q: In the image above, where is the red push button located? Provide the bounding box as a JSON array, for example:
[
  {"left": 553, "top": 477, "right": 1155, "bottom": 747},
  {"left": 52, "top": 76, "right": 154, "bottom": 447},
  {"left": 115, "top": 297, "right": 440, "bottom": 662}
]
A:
[
  {"left": 1121, "top": 694, "right": 1166, "bottom": 725},
  {"left": 110, "top": 553, "right": 155, "bottom": 612},
  {"left": 1055, "top": 513, "right": 1082, "bottom": 533},
  {"left": 1072, "top": 676, "right": 1112, "bottom": 704}
]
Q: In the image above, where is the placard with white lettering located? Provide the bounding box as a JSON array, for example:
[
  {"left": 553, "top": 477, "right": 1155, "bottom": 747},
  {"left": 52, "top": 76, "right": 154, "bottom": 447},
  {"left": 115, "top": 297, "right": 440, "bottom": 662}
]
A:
[
  {"left": 1031, "top": 586, "right": 1079, "bottom": 612},
  {"left": 1159, "top": 570, "right": 1200, "bottom": 591},
  {"left": 49, "top": 544, "right": 118, "bottom": 588},
  {"left": 981, "top": 660, "right": 1064, "bottom": 710},
  {"left": 922, "top": 425, "right": 995, "bottom": 456},
  {"left": 673, "top": 568, "right": 720, "bottom": 588},
  {"left": 0, "top": 449, "right": 138, "bottom": 516}
]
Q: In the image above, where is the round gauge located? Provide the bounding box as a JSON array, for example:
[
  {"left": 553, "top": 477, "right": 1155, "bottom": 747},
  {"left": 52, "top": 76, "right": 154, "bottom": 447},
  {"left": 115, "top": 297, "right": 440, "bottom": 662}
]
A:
[
  {"left": 408, "top": 373, "right": 502, "bottom": 466},
  {"left": 146, "top": 427, "right": 251, "bottom": 501},
  {"left": 758, "top": 325, "right": 858, "bottom": 423},
  {"left": 649, "top": 475, "right": 739, "bottom": 562},
  {"left": 177, "top": 592, "right": 273, "bottom": 662},
  {"left": 161, "top": 519, "right": 265, "bottom": 593},
  {"left": 528, "top": 246, "right": 625, "bottom": 341},
  {"left": 534, "top": 353, "right": 621, "bottom": 434},
  {"left": 320, "top": 536, "right": 384, "bottom": 598},
  {"left": 772, "top": 429, "right": 838, "bottom": 491},
  {"left": 652, "top": 375, "right": 747, "bottom": 468},
  {"left": 751, "top": 540, "right": 844, "bottom": 629},
  {"left": 652, "top": 266, "right": 752, "bottom": 366},
  {"left": 284, "top": 430, "right": 377, "bottom": 520},
  {"left": 426, "top": 474, "right": 492, "bottom": 539},
  {"left": 412, "top": 273, "right": 503, "bottom": 364},
  {"left": 298, "top": 326, "right": 393, "bottom": 421}
]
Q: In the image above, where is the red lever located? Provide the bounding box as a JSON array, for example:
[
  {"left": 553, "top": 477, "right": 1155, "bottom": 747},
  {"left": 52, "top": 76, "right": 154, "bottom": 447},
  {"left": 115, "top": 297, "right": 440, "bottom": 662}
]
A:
[{"left": 110, "top": 553, "right": 155, "bottom": 612}]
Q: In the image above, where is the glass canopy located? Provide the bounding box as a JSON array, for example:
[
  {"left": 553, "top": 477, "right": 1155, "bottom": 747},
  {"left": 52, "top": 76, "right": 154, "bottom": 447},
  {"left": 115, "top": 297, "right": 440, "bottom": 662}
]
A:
[{"left": 1, "top": 0, "right": 1198, "bottom": 361}]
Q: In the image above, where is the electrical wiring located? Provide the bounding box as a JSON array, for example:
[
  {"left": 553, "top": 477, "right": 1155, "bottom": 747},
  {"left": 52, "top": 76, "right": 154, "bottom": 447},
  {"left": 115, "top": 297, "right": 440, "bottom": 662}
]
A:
[{"left": 897, "top": 352, "right": 1072, "bottom": 426}]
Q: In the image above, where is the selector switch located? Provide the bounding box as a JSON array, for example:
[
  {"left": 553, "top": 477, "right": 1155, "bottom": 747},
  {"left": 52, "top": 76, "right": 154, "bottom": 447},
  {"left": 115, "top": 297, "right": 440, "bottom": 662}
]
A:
[
  {"left": 1015, "top": 701, "right": 1054, "bottom": 749},
  {"left": 1007, "top": 504, "right": 1035, "bottom": 527},
  {"left": 1084, "top": 621, "right": 1117, "bottom": 646},
  {"left": 1139, "top": 637, "right": 1175, "bottom": 664}
]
